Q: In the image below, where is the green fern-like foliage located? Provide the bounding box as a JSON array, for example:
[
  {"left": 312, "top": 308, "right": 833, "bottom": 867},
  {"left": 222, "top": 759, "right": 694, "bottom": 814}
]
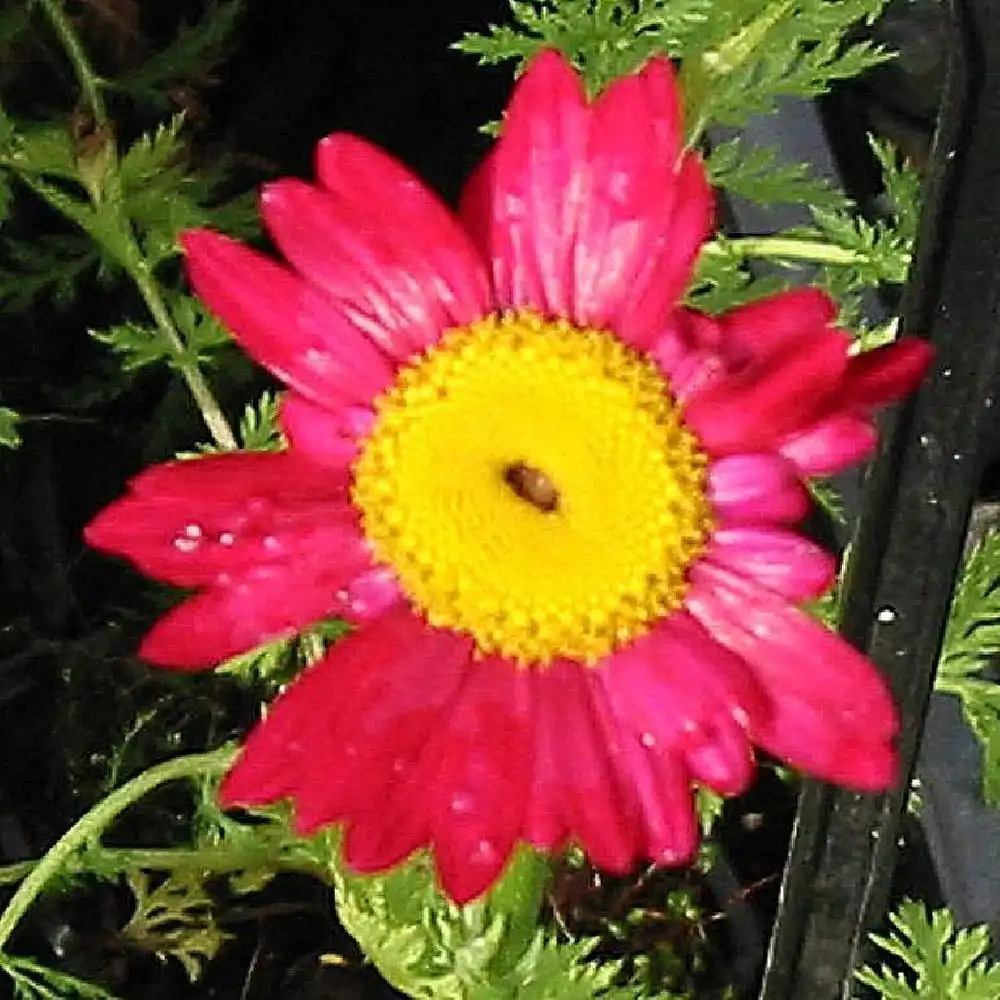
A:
[
  {"left": 332, "top": 846, "right": 680, "bottom": 1000},
  {"left": 935, "top": 529, "right": 1000, "bottom": 806},
  {"left": 856, "top": 902, "right": 1000, "bottom": 999}
]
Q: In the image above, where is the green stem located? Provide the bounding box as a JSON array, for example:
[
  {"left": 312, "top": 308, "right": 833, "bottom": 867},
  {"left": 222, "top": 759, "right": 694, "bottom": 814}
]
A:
[
  {"left": 703, "top": 235, "right": 873, "bottom": 266},
  {"left": 35, "top": 0, "right": 109, "bottom": 128},
  {"left": 0, "top": 747, "right": 235, "bottom": 952},
  {"left": 130, "top": 260, "right": 238, "bottom": 450},
  {"left": 24, "top": 0, "right": 237, "bottom": 450},
  {"left": 0, "top": 842, "right": 321, "bottom": 890}
]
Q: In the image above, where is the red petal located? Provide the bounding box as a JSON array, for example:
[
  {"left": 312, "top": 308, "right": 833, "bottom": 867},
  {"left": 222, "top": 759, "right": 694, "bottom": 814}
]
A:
[
  {"left": 559, "top": 665, "right": 640, "bottom": 873},
  {"left": 684, "top": 332, "right": 849, "bottom": 455},
  {"left": 839, "top": 337, "right": 934, "bottom": 411},
  {"left": 291, "top": 617, "right": 473, "bottom": 831},
  {"left": 220, "top": 647, "right": 351, "bottom": 805},
  {"left": 139, "top": 559, "right": 366, "bottom": 668},
  {"left": 430, "top": 656, "right": 532, "bottom": 903},
  {"left": 718, "top": 287, "right": 838, "bottom": 366},
  {"left": 181, "top": 230, "right": 393, "bottom": 407},
  {"left": 85, "top": 453, "right": 358, "bottom": 588}
]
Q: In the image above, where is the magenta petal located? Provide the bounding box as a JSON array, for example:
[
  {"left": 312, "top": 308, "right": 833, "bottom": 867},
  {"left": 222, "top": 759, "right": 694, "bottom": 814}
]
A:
[
  {"left": 719, "top": 287, "right": 837, "bottom": 366},
  {"left": 779, "top": 413, "right": 878, "bottom": 477},
  {"left": 684, "top": 333, "right": 849, "bottom": 455},
  {"left": 280, "top": 392, "right": 373, "bottom": 468},
  {"left": 537, "top": 662, "right": 637, "bottom": 872},
  {"left": 84, "top": 453, "right": 357, "bottom": 588},
  {"left": 220, "top": 648, "right": 348, "bottom": 805},
  {"left": 590, "top": 688, "right": 698, "bottom": 865},
  {"left": 611, "top": 154, "right": 714, "bottom": 350},
  {"left": 139, "top": 559, "right": 367, "bottom": 668},
  {"left": 316, "top": 133, "right": 491, "bottom": 328},
  {"left": 839, "top": 337, "right": 934, "bottom": 410},
  {"left": 181, "top": 230, "right": 393, "bottom": 407},
  {"left": 686, "top": 562, "right": 898, "bottom": 742},
  {"left": 751, "top": 693, "right": 897, "bottom": 791},
  {"left": 524, "top": 668, "right": 568, "bottom": 852},
  {"left": 469, "top": 50, "right": 588, "bottom": 313},
  {"left": 602, "top": 618, "right": 760, "bottom": 796},
  {"left": 707, "top": 454, "right": 810, "bottom": 525},
  {"left": 261, "top": 178, "right": 486, "bottom": 359},
  {"left": 292, "top": 616, "right": 473, "bottom": 832},
  {"left": 705, "top": 526, "right": 837, "bottom": 601},
  {"left": 431, "top": 656, "right": 532, "bottom": 903},
  {"left": 571, "top": 58, "right": 688, "bottom": 332}
]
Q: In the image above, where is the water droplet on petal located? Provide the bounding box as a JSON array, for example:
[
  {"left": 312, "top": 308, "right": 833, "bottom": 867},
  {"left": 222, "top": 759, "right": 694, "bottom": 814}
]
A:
[
  {"left": 640, "top": 732, "right": 657, "bottom": 748},
  {"left": 173, "top": 536, "right": 199, "bottom": 553},
  {"left": 218, "top": 531, "right": 235, "bottom": 546},
  {"left": 450, "top": 792, "right": 473, "bottom": 814},
  {"left": 183, "top": 523, "right": 203, "bottom": 539},
  {"left": 731, "top": 707, "right": 750, "bottom": 728}
]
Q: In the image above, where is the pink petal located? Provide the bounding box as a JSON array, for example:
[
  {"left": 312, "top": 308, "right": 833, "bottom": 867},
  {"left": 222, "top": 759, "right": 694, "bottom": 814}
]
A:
[
  {"left": 686, "top": 562, "right": 898, "bottom": 742},
  {"left": 261, "top": 178, "right": 486, "bottom": 360},
  {"left": 706, "top": 454, "right": 810, "bottom": 525},
  {"left": 602, "top": 617, "right": 760, "bottom": 796},
  {"left": 750, "top": 692, "right": 897, "bottom": 791},
  {"left": 463, "top": 50, "right": 588, "bottom": 313},
  {"left": 705, "top": 526, "right": 837, "bottom": 601},
  {"left": 571, "top": 59, "right": 687, "bottom": 330},
  {"left": 279, "top": 392, "right": 373, "bottom": 468},
  {"left": 611, "top": 153, "right": 714, "bottom": 350},
  {"left": 139, "top": 557, "right": 368, "bottom": 668},
  {"left": 719, "top": 287, "right": 838, "bottom": 366},
  {"left": 839, "top": 337, "right": 934, "bottom": 411},
  {"left": 430, "top": 656, "right": 532, "bottom": 903},
  {"left": 316, "top": 133, "right": 491, "bottom": 328},
  {"left": 590, "top": 686, "right": 698, "bottom": 865},
  {"left": 684, "top": 333, "right": 849, "bottom": 455},
  {"left": 181, "top": 230, "right": 393, "bottom": 408},
  {"left": 778, "top": 413, "right": 878, "bottom": 477}
]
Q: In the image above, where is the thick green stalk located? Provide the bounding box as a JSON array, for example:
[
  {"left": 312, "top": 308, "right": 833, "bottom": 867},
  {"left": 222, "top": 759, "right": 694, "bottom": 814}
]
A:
[{"left": 0, "top": 747, "right": 235, "bottom": 951}]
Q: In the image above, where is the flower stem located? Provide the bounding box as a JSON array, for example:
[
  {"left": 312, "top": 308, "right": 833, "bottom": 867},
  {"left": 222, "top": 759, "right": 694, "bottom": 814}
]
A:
[
  {"left": 35, "top": 0, "right": 109, "bottom": 128},
  {"left": 703, "top": 235, "right": 869, "bottom": 266},
  {"left": 0, "top": 747, "right": 235, "bottom": 952},
  {"left": 29, "top": 0, "right": 237, "bottom": 450},
  {"left": 130, "top": 260, "right": 239, "bottom": 450}
]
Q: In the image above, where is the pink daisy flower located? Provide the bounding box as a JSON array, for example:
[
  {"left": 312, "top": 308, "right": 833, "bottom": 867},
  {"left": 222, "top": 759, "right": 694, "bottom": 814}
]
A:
[{"left": 85, "top": 51, "right": 932, "bottom": 903}]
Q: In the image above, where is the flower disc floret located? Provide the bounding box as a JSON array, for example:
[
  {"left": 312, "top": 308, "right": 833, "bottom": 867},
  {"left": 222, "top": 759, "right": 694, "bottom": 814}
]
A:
[{"left": 352, "top": 311, "right": 713, "bottom": 663}]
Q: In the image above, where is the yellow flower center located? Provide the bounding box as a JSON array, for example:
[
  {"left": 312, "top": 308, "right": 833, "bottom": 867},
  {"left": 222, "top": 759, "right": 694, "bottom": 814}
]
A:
[{"left": 351, "top": 312, "right": 713, "bottom": 665}]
